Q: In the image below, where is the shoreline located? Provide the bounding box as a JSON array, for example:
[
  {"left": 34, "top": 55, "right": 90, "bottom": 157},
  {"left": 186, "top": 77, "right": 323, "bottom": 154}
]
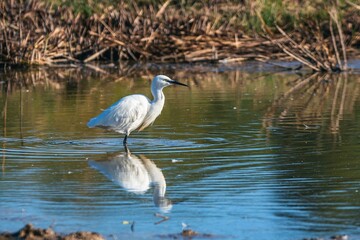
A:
[{"left": 0, "top": 224, "right": 351, "bottom": 240}]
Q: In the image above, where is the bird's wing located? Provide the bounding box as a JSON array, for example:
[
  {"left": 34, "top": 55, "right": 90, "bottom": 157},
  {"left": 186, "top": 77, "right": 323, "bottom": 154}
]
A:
[{"left": 87, "top": 94, "right": 150, "bottom": 133}]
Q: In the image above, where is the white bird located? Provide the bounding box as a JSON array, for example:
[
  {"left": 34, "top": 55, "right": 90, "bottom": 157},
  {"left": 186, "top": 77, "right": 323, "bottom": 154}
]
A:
[{"left": 87, "top": 75, "right": 188, "bottom": 145}]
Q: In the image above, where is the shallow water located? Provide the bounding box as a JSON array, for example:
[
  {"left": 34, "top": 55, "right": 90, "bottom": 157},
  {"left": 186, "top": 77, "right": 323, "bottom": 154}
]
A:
[{"left": 1, "top": 63, "right": 360, "bottom": 239}]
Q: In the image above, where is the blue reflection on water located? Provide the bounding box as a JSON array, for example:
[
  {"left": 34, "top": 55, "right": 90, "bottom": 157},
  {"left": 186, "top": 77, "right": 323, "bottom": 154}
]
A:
[{"left": 1, "top": 68, "right": 360, "bottom": 240}]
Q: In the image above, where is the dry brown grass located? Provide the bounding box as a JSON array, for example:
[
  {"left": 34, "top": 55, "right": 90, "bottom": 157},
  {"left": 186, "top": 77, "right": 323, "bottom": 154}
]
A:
[{"left": 0, "top": 0, "right": 359, "bottom": 66}]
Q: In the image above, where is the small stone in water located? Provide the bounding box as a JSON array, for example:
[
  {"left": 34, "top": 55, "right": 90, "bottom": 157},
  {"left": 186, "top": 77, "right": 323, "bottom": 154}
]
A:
[
  {"left": 172, "top": 159, "right": 183, "bottom": 163},
  {"left": 182, "top": 222, "right": 189, "bottom": 229},
  {"left": 331, "top": 235, "right": 348, "bottom": 240}
]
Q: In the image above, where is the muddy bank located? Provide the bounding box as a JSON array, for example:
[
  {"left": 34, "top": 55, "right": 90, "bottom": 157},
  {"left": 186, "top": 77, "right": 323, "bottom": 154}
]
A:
[
  {"left": 0, "top": 224, "right": 104, "bottom": 240},
  {"left": 0, "top": 224, "right": 216, "bottom": 240},
  {"left": 0, "top": 224, "right": 352, "bottom": 240}
]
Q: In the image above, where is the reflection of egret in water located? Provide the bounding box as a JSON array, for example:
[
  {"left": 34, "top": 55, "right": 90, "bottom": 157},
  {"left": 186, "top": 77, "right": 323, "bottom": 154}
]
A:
[{"left": 89, "top": 147, "right": 172, "bottom": 212}]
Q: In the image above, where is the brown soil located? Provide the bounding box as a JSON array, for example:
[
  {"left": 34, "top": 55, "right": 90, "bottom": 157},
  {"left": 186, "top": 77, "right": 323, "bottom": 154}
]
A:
[{"left": 0, "top": 224, "right": 104, "bottom": 240}]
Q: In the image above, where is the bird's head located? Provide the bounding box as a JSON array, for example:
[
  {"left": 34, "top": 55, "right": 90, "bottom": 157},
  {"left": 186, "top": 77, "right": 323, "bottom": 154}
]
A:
[{"left": 152, "top": 75, "right": 188, "bottom": 89}]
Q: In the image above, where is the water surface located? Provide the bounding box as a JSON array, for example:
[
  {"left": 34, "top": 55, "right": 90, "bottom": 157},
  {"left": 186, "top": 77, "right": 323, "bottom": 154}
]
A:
[{"left": 1, "top": 63, "right": 360, "bottom": 239}]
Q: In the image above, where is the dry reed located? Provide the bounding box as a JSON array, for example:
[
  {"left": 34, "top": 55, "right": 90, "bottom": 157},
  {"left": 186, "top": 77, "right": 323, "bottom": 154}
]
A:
[
  {"left": 259, "top": 5, "right": 359, "bottom": 72},
  {"left": 0, "top": 1, "right": 359, "bottom": 66}
]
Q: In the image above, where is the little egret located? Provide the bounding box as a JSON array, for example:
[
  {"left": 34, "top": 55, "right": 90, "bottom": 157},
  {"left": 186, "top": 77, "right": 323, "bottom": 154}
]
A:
[{"left": 87, "top": 75, "right": 188, "bottom": 145}]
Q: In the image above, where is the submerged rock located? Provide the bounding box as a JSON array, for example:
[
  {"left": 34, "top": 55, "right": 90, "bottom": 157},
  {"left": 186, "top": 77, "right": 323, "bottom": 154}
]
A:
[
  {"left": 63, "top": 232, "right": 104, "bottom": 240},
  {"left": 157, "top": 228, "right": 214, "bottom": 239}
]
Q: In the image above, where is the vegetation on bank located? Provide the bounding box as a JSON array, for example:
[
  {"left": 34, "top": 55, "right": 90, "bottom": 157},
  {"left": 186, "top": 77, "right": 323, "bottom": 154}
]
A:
[{"left": 0, "top": 0, "right": 359, "bottom": 71}]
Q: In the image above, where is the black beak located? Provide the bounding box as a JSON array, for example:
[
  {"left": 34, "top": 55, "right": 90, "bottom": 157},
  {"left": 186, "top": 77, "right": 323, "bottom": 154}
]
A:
[{"left": 169, "top": 79, "right": 188, "bottom": 87}]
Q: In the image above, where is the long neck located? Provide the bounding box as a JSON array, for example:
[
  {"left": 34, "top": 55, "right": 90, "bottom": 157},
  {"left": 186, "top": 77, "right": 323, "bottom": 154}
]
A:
[{"left": 151, "top": 86, "right": 165, "bottom": 103}]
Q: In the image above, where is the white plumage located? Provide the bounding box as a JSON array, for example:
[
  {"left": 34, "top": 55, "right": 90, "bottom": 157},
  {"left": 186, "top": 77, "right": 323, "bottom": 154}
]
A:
[{"left": 87, "top": 75, "right": 188, "bottom": 145}]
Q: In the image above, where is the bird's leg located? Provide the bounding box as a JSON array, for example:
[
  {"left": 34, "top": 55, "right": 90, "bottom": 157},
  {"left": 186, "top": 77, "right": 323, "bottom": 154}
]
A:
[
  {"left": 123, "top": 134, "right": 128, "bottom": 146},
  {"left": 123, "top": 135, "right": 131, "bottom": 155}
]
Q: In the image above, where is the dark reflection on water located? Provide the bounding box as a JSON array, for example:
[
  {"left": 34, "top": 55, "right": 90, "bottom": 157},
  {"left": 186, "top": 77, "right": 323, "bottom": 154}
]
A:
[
  {"left": 1, "top": 64, "right": 360, "bottom": 239},
  {"left": 263, "top": 72, "right": 358, "bottom": 136}
]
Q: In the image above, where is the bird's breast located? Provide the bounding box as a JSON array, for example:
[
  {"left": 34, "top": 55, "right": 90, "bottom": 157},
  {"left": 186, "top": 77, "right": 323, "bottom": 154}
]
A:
[{"left": 138, "top": 100, "right": 165, "bottom": 131}]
